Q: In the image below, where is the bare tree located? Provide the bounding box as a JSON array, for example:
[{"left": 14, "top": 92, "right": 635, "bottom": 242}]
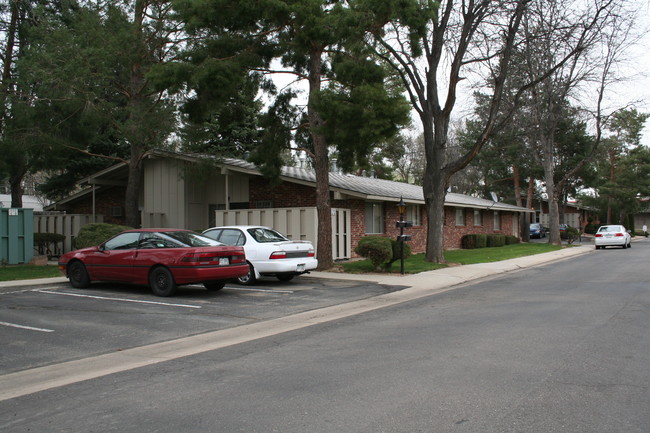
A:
[
  {"left": 519, "top": 0, "right": 637, "bottom": 244},
  {"left": 363, "top": 0, "right": 630, "bottom": 260},
  {"left": 363, "top": 0, "right": 532, "bottom": 262}
]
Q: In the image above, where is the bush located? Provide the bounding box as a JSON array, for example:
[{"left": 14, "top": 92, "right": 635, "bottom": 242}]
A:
[
  {"left": 33, "top": 232, "right": 66, "bottom": 258},
  {"left": 386, "top": 238, "right": 413, "bottom": 270},
  {"left": 486, "top": 234, "right": 506, "bottom": 247},
  {"left": 505, "top": 235, "right": 519, "bottom": 245},
  {"left": 74, "top": 223, "right": 133, "bottom": 249},
  {"left": 584, "top": 223, "right": 597, "bottom": 235},
  {"left": 33, "top": 232, "right": 65, "bottom": 244},
  {"left": 461, "top": 234, "right": 488, "bottom": 249},
  {"left": 355, "top": 236, "right": 393, "bottom": 271}
]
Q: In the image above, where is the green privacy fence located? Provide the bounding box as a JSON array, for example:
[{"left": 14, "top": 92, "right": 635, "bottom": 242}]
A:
[{"left": 0, "top": 208, "right": 34, "bottom": 265}]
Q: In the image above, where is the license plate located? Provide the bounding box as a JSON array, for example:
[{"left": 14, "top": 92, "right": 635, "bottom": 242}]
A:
[
  {"left": 296, "top": 264, "right": 305, "bottom": 272},
  {"left": 219, "top": 257, "right": 229, "bottom": 265}
]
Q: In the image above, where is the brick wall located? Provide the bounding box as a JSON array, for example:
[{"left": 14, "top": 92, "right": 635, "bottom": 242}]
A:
[
  {"left": 64, "top": 186, "right": 128, "bottom": 226},
  {"left": 249, "top": 178, "right": 317, "bottom": 208},
  {"left": 248, "top": 181, "right": 521, "bottom": 257},
  {"left": 443, "top": 208, "right": 516, "bottom": 249}
]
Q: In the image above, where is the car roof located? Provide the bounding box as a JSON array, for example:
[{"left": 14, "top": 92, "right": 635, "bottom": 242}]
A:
[
  {"left": 123, "top": 228, "right": 191, "bottom": 233},
  {"left": 205, "top": 225, "right": 271, "bottom": 230}
]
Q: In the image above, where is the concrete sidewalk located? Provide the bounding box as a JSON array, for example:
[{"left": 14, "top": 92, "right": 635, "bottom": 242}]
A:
[{"left": 307, "top": 245, "right": 594, "bottom": 291}]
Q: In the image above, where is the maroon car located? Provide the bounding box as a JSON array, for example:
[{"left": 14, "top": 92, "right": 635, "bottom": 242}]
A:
[{"left": 58, "top": 229, "right": 248, "bottom": 296}]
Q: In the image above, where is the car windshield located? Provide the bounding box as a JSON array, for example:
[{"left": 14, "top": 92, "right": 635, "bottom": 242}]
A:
[
  {"left": 158, "top": 231, "right": 223, "bottom": 247},
  {"left": 530, "top": 224, "right": 541, "bottom": 229},
  {"left": 597, "top": 226, "right": 621, "bottom": 233},
  {"left": 248, "top": 228, "right": 289, "bottom": 243}
]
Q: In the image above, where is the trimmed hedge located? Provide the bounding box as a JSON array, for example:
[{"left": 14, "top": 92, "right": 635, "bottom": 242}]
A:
[
  {"left": 354, "top": 236, "right": 393, "bottom": 271},
  {"left": 505, "top": 235, "right": 519, "bottom": 245},
  {"left": 486, "top": 234, "right": 506, "bottom": 247},
  {"left": 462, "top": 233, "right": 517, "bottom": 249},
  {"left": 387, "top": 238, "right": 413, "bottom": 269},
  {"left": 74, "top": 223, "right": 133, "bottom": 249},
  {"left": 461, "top": 234, "right": 487, "bottom": 249},
  {"left": 355, "top": 236, "right": 413, "bottom": 271}
]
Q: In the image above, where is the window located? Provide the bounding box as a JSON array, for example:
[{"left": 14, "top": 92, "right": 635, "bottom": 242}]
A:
[
  {"left": 365, "top": 202, "right": 384, "bottom": 234},
  {"left": 219, "top": 229, "right": 246, "bottom": 246},
  {"left": 406, "top": 205, "right": 421, "bottom": 226},
  {"left": 493, "top": 211, "right": 501, "bottom": 230},
  {"left": 455, "top": 208, "right": 466, "bottom": 226},
  {"left": 104, "top": 232, "right": 141, "bottom": 250},
  {"left": 474, "top": 209, "right": 482, "bottom": 226}
]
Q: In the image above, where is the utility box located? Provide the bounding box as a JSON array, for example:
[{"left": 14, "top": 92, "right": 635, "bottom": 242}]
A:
[{"left": 0, "top": 208, "right": 34, "bottom": 265}]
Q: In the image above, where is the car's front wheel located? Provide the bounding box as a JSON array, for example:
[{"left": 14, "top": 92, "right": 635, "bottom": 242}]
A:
[
  {"left": 204, "top": 281, "right": 226, "bottom": 291},
  {"left": 237, "top": 263, "right": 257, "bottom": 285},
  {"left": 68, "top": 261, "right": 90, "bottom": 288},
  {"left": 149, "top": 266, "right": 177, "bottom": 297}
]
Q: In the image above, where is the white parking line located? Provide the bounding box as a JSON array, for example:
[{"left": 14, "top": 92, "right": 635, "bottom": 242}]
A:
[
  {"left": 227, "top": 287, "right": 294, "bottom": 294},
  {"left": 0, "top": 321, "right": 54, "bottom": 333},
  {"left": 34, "top": 290, "right": 202, "bottom": 309}
]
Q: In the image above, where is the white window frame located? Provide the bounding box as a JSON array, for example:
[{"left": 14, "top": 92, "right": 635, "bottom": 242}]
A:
[
  {"left": 455, "top": 208, "right": 466, "bottom": 226},
  {"left": 406, "top": 205, "right": 421, "bottom": 226},
  {"left": 493, "top": 211, "right": 501, "bottom": 230},
  {"left": 474, "top": 209, "right": 482, "bottom": 226},
  {"left": 365, "top": 202, "right": 384, "bottom": 234}
]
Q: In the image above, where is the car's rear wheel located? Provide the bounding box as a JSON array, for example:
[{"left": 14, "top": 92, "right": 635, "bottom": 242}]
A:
[
  {"left": 68, "top": 261, "right": 90, "bottom": 288},
  {"left": 149, "top": 266, "right": 177, "bottom": 297},
  {"left": 276, "top": 274, "right": 294, "bottom": 282},
  {"left": 204, "top": 281, "right": 226, "bottom": 291},
  {"left": 237, "top": 263, "right": 257, "bottom": 285}
]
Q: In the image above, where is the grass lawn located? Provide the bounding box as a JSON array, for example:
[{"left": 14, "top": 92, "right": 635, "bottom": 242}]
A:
[
  {"left": 341, "top": 243, "right": 564, "bottom": 274},
  {"left": 0, "top": 265, "right": 63, "bottom": 281}
]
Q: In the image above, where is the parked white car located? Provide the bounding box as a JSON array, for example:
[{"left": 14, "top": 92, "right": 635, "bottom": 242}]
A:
[
  {"left": 594, "top": 225, "right": 631, "bottom": 249},
  {"left": 202, "top": 226, "right": 318, "bottom": 284}
]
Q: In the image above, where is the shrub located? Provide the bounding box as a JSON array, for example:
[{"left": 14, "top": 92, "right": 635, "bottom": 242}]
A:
[
  {"left": 355, "top": 236, "right": 393, "bottom": 271},
  {"left": 33, "top": 232, "right": 66, "bottom": 258},
  {"left": 462, "top": 234, "right": 477, "bottom": 249},
  {"left": 74, "top": 223, "right": 133, "bottom": 249},
  {"left": 584, "top": 223, "right": 597, "bottom": 235},
  {"left": 486, "top": 234, "right": 506, "bottom": 247},
  {"left": 461, "top": 234, "right": 488, "bottom": 249},
  {"left": 33, "top": 232, "right": 65, "bottom": 244},
  {"left": 505, "top": 235, "right": 519, "bottom": 245},
  {"left": 385, "top": 238, "right": 413, "bottom": 270}
]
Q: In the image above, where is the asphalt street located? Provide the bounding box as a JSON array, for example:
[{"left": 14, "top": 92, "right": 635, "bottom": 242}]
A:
[{"left": 1, "top": 240, "right": 648, "bottom": 432}]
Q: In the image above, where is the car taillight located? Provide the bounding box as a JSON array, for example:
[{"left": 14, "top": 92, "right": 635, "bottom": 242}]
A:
[
  {"left": 181, "top": 253, "right": 222, "bottom": 263},
  {"left": 595, "top": 234, "right": 602, "bottom": 237},
  {"left": 308, "top": 250, "right": 315, "bottom": 257},
  {"left": 269, "top": 251, "right": 287, "bottom": 259},
  {"left": 615, "top": 233, "right": 624, "bottom": 237},
  {"left": 231, "top": 253, "right": 246, "bottom": 264}
]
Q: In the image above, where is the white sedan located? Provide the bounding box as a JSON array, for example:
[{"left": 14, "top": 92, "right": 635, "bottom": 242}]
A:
[
  {"left": 594, "top": 225, "right": 632, "bottom": 249},
  {"left": 202, "top": 226, "right": 318, "bottom": 284}
]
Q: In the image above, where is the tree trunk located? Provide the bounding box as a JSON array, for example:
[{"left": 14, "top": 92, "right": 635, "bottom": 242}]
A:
[
  {"left": 9, "top": 164, "right": 25, "bottom": 208},
  {"left": 308, "top": 47, "right": 333, "bottom": 270},
  {"left": 543, "top": 162, "right": 561, "bottom": 245},
  {"left": 422, "top": 118, "right": 447, "bottom": 263},
  {"left": 123, "top": 0, "right": 146, "bottom": 228},
  {"left": 513, "top": 165, "right": 529, "bottom": 241}
]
